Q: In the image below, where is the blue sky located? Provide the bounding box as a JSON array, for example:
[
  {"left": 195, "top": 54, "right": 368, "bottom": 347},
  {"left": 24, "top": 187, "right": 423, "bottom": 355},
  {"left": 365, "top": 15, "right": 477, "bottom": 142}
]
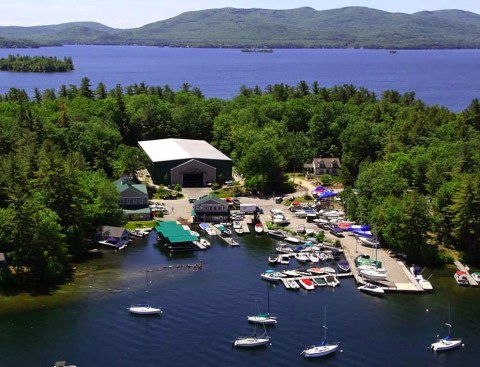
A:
[{"left": 1, "top": 0, "right": 479, "bottom": 28}]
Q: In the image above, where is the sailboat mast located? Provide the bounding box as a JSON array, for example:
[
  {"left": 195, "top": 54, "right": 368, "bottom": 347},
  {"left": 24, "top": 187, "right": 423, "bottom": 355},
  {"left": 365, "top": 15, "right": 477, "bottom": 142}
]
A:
[
  {"left": 323, "top": 306, "right": 328, "bottom": 341},
  {"left": 267, "top": 285, "right": 270, "bottom": 315}
]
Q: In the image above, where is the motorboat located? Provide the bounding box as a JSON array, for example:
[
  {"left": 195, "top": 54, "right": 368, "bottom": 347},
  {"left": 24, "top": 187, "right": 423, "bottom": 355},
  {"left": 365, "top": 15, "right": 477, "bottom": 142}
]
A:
[
  {"left": 472, "top": 272, "right": 480, "bottom": 282},
  {"left": 337, "top": 259, "right": 350, "bottom": 272},
  {"left": 285, "top": 236, "right": 302, "bottom": 244},
  {"left": 277, "top": 254, "right": 290, "bottom": 265},
  {"left": 413, "top": 272, "right": 433, "bottom": 291},
  {"left": 260, "top": 270, "right": 285, "bottom": 282},
  {"left": 358, "top": 236, "right": 380, "bottom": 248},
  {"left": 307, "top": 267, "right": 326, "bottom": 275},
  {"left": 129, "top": 304, "right": 162, "bottom": 315},
  {"left": 255, "top": 223, "right": 264, "bottom": 234},
  {"left": 301, "top": 307, "right": 339, "bottom": 358},
  {"left": 312, "top": 277, "right": 327, "bottom": 287},
  {"left": 299, "top": 278, "right": 315, "bottom": 291},
  {"left": 325, "top": 275, "right": 340, "bottom": 287},
  {"left": 308, "top": 253, "right": 320, "bottom": 263},
  {"left": 234, "top": 227, "right": 244, "bottom": 235},
  {"left": 454, "top": 270, "right": 469, "bottom": 285},
  {"left": 358, "top": 283, "right": 385, "bottom": 296},
  {"left": 282, "top": 269, "right": 306, "bottom": 277},
  {"left": 206, "top": 227, "right": 216, "bottom": 236},
  {"left": 275, "top": 245, "right": 293, "bottom": 254},
  {"left": 233, "top": 221, "right": 242, "bottom": 229},
  {"left": 360, "top": 268, "right": 388, "bottom": 281},
  {"left": 268, "top": 255, "right": 279, "bottom": 265},
  {"left": 268, "top": 230, "right": 286, "bottom": 240},
  {"left": 295, "top": 252, "right": 310, "bottom": 263},
  {"left": 288, "top": 279, "right": 300, "bottom": 289}
]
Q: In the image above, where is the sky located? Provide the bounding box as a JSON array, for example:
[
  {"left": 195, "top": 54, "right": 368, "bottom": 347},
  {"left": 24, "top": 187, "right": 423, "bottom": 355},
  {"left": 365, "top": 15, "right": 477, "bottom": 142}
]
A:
[{"left": 1, "top": 0, "right": 479, "bottom": 29}]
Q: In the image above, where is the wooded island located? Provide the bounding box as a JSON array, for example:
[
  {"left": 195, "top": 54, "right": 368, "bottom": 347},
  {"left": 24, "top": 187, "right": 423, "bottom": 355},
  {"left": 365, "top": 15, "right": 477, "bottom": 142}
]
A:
[{"left": 0, "top": 55, "right": 74, "bottom": 72}]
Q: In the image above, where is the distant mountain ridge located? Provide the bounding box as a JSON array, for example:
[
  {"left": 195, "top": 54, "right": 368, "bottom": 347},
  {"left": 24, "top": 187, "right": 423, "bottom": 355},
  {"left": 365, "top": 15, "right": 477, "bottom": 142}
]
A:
[{"left": 1, "top": 7, "right": 480, "bottom": 49}]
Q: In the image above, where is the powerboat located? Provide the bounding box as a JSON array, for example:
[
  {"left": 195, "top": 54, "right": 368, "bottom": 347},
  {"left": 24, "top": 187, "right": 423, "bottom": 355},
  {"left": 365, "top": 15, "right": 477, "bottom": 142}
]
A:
[
  {"left": 299, "top": 278, "right": 315, "bottom": 290},
  {"left": 268, "top": 230, "right": 286, "bottom": 240},
  {"left": 129, "top": 304, "right": 162, "bottom": 315},
  {"left": 358, "top": 283, "right": 385, "bottom": 296},
  {"left": 260, "top": 270, "right": 285, "bottom": 282},
  {"left": 454, "top": 270, "right": 469, "bottom": 285},
  {"left": 337, "top": 259, "right": 350, "bottom": 272}
]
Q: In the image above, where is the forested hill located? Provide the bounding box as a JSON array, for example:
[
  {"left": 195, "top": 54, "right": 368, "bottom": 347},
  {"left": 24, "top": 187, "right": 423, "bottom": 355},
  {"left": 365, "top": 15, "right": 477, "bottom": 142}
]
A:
[{"left": 0, "top": 7, "right": 480, "bottom": 49}]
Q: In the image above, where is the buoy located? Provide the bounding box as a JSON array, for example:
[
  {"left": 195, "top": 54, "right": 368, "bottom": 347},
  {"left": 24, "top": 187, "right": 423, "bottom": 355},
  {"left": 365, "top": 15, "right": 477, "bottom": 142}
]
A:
[{"left": 426, "top": 308, "right": 429, "bottom": 312}]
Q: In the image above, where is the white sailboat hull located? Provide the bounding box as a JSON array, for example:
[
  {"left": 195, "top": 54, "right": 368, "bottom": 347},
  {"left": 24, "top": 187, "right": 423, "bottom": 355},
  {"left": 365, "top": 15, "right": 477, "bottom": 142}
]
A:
[
  {"left": 247, "top": 315, "right": 278, "bottom": 325},
  {"left": 233, "top": 336, "right": 270, "bottom": 347},
  {"left": 431, "top": 338, "right": 462, "bottom": 351},
  {"left": 302, "top": 343, "right": 338, "bottom": 357}
]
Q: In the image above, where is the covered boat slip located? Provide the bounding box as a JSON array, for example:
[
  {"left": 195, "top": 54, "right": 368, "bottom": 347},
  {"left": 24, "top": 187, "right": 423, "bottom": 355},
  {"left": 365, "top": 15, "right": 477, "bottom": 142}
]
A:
[{"left": 155, "top": 221, "right": 199, "bottom": 252}]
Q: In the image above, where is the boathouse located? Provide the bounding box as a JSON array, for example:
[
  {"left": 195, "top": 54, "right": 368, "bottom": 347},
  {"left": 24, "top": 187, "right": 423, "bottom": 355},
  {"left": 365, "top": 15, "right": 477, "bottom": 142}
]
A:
[
  {"left": 155, "top": 221, "right": 198, "bottom": 252},
  {"left": 192, "top": 195, "right": 229, "bottom": 223},
  {"left": 138, "top": 138, "right": 232, "bottom": 187},
  {"left": 96, "top": 226, "right": 130, "bottom": 248}
]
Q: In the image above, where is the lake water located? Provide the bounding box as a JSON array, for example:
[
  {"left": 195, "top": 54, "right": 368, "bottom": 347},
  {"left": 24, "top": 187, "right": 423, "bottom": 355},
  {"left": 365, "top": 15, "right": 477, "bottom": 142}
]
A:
[
  {"left": 0, "top": 46, "right": 479, "bottom": 111},
  {"left": 1, "top": 46, "right": 480, "bottom": 366},
  {"left": 0, "top": 231, "right": 478, "bottom": 367}
]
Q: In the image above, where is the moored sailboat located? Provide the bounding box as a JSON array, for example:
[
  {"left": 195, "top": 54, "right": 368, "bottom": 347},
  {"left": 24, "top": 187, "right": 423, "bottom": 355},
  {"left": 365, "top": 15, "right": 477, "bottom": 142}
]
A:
[
  {"left": 247, "top": 286, "right": 277, "bottom": 325},
  {"left": 301, "top": 307, "right": 339, "bottom": 357},
  {"left": 431, "top": 305, "right": 463, "bottom": 351},
  {"left": 128, "top": 271, "right": 162, "bottom": 315}
]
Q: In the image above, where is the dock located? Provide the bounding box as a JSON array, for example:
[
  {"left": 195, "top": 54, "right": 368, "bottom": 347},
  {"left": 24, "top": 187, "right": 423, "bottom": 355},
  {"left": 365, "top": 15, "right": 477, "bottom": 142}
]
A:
[
  {"left": 279, "top": 273, "right": 351, "bottom": 290},
  {"left": 454, "top": 260, "right": 479, "bottom": 286}
]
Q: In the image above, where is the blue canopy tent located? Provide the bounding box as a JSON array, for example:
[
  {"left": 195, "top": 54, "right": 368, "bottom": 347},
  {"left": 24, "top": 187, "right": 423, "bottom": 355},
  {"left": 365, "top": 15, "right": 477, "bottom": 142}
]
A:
[
  {"left": 316, "top": 190, "right": 337, "bottom": 199},
  {"left": 311, "top": 186, "right": 326, "bottom": 195}
]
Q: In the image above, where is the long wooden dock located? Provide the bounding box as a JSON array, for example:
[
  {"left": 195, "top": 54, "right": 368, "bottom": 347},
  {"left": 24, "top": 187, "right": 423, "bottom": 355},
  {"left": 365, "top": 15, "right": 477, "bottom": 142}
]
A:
[{"left": 454, "top": 260, "right": 479, "bottom": 286}]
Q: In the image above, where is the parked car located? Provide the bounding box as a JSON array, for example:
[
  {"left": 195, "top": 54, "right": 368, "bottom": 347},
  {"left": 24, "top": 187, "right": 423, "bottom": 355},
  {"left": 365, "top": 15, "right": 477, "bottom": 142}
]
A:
[
  {"left": 257, "top": 207, "right": 264, "bottom": 214},
  {"left": 188, "top": 198, "right": 197, "bottom": 203},
  {"left": 275, "top": 196, "right": 284, "bottom": 204},
  {"left": 225, "top": 180, "right": 234, "bottom": 186}
]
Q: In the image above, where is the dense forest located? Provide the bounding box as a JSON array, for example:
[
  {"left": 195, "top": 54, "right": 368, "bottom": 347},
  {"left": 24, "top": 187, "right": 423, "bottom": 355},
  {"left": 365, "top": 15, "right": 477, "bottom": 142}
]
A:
[
  {"left": 0, "top": 78, "right": 479, "bottom": 285},
  {"left": 0, "top": 55, "right": 74, "bottom": 72}
]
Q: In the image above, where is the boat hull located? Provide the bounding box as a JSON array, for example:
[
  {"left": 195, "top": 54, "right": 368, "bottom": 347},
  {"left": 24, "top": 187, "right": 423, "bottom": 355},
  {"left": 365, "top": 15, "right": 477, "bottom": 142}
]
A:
[
  {"left": 247, "top": 316, "right": 277, "bottom": 325},
  {"left": 431, "top": 338, "right": 462, "bottom": 351},
  {"left": 129, "top": 305, "right": 162, "bottom": 315},
  {"left": 233, "top": 337, "right": 270, "bottom": 347},
  {"left": 302, "top": 343, "right": 338, "bottom": 357}
]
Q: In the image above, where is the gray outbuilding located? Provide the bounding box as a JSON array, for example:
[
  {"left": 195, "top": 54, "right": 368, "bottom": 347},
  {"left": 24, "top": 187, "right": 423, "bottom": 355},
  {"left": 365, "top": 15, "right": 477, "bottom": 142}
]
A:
[{"left": 138, "top": 138, "right": 232, "bottom": 187}]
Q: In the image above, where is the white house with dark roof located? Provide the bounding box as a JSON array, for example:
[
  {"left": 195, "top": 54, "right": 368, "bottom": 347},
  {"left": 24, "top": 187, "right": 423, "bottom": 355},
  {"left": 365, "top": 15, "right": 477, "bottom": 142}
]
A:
[
  {"left": 138, "top": 138, "right": 232, "bottom": 187},
  {"left": 304, "top": 157, "right": 341, "bottom": 176}
]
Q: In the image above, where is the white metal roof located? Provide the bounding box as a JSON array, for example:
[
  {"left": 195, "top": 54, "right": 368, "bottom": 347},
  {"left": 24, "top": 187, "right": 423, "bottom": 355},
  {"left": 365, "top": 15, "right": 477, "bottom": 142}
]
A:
[{"left": 138, "top": 138, "right": 231, "bottom": 163}]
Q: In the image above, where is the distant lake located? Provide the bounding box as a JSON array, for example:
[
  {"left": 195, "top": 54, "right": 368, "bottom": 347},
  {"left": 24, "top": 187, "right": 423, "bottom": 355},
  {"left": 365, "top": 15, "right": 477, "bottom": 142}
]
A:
[{"left": 0, "top": 46, "right": 479, "bottom": 111}]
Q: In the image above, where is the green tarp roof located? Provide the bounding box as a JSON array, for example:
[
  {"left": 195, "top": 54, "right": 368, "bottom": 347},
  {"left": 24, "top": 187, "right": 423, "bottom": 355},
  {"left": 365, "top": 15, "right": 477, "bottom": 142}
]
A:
[{"left": 155, "top": 221, "right": 197, "bottom": 243}]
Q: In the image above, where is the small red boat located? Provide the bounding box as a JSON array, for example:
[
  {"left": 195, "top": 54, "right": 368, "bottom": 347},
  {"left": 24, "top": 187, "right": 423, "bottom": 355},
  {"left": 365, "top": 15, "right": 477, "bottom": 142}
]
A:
[{"left": 299, "top": 278, "right": 315, "bottom": 291}]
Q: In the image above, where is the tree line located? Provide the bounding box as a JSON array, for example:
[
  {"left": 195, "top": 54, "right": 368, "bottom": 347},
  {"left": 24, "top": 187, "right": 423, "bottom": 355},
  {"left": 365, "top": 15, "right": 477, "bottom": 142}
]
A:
[
  {"left": 0, "top": 55, "right": 74, "bottom": 72},
  {"left": 0, "top": 77, "right": 478, "bottom": 285}
]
